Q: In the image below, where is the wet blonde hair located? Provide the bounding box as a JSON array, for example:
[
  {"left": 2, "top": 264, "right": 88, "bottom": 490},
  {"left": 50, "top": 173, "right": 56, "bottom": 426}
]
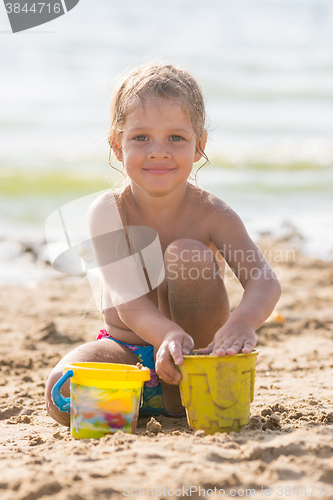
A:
[{"left": 108, "top": 63, "right": 209, "bottom": 173}]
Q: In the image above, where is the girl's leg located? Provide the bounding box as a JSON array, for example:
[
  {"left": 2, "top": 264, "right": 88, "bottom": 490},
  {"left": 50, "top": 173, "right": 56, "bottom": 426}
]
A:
[
  {"left": 45, "top": 339, "right": 138, "bottom": 426},
  {"left": 157, "top": 238, "right": 230, "bottom": 414}
]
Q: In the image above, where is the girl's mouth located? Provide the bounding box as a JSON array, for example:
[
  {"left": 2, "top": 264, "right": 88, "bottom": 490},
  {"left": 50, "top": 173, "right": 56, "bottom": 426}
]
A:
[{"left": 144, "top": 168, "right": 174, "bottom": 175}]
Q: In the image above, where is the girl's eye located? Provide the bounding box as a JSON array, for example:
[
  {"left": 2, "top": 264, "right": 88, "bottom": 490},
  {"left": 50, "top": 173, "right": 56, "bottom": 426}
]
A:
[
  {"left": 170, "top": 135, "right": 184, "bottom": 142},
  {"left": 134, "top": 135, "right": 147, "bottom": 141}
]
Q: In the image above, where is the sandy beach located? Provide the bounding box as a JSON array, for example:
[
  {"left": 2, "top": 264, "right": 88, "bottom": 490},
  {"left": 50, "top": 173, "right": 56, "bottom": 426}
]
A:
[{"left": 1, "top": 237, "right": 333, "bottom": 500}]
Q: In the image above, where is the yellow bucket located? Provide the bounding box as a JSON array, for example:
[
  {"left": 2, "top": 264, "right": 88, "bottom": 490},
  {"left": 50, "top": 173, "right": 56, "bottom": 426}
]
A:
[
  {"left": 52, "top": 362, "right": 150, "bottom": 439},
  {"left": 178, "top": 350, "right": 259, "bottom": 434}
]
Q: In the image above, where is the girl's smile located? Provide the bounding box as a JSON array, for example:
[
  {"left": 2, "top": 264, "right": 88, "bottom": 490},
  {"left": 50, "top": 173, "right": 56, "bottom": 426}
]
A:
[{"left": 144, "top": 168, "right": 175, "bottom": 175}]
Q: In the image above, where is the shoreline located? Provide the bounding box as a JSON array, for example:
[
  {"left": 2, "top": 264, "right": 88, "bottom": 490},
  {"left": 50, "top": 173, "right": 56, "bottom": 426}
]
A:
[{"left": 1, "top": 228, "right": 332, "bottom": 288}]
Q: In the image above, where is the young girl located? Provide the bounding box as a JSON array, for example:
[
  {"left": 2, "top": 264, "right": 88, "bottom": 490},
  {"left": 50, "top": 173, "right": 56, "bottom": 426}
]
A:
[{"left": 45, "top": 63, "right": 281, "bottom": 426}]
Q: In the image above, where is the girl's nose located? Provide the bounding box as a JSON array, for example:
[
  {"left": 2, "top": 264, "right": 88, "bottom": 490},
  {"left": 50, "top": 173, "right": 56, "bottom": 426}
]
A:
[{"left": 147, "top": 141, "right": 171, "bottom": 159}]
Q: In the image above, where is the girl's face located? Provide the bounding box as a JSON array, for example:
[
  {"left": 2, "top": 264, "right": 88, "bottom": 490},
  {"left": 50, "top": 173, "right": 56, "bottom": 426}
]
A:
[{"left": 112, "top": 97, "right": 206, "bottom": 197}]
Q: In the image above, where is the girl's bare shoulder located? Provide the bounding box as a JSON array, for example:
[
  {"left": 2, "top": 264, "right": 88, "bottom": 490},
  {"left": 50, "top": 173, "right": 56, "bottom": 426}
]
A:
[
  {"left": 188, "top": 184, "right": 232, "bottom": 216},
  {"left": 87, "top": 188, "right": 125, "bottom": 235},
  {"left": 89, "top": 188, "right": 123, "bottom": 209}
]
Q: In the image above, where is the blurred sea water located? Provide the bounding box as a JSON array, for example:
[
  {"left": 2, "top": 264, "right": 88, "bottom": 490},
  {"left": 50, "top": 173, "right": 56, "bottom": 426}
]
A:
[{"left": 1, "top": 0, "right": 333, "bottom": 282}]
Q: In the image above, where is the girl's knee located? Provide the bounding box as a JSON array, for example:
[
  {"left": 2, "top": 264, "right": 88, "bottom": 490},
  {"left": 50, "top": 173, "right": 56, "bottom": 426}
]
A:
[
  {"left": 45, "top": 368, "right": 70, "bottom": 426},
  {"left": 165, "top": 239, "right": 215, "bottom": 268},
  {"left": 164, "top": 239, "right": 222, "bottom": 285}
]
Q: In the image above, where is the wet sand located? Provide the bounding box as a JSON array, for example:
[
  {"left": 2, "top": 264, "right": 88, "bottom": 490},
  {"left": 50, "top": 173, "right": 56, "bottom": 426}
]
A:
[{"left": 1, "top": 238, "right": 333, "bottom": 500}]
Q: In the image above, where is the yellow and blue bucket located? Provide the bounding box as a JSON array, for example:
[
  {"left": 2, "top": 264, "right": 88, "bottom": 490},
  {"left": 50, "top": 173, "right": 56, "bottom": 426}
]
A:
[
  {"left": 178, "top": 350, "right": 259, "bottom": 434},
  {"left": 51, "top": 362, "right": 150, "bottom": 439}
]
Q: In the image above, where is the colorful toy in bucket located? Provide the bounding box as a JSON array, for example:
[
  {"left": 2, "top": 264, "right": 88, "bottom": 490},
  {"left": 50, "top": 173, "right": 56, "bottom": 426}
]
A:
[
  {"left": 52, "top": 362, "right": 150, "bottom": 439},
  {"left": 178, "top": 350, "right": 259, "bottom": 434}
]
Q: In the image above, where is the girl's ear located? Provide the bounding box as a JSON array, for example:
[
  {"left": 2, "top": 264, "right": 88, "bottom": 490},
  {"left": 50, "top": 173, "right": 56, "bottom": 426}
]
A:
[
  {"left": 110, "top": 134, "right": 123, "bottom": 162},
  {"left": 194, "top": 130, "right": 208, "bottom": 162}
]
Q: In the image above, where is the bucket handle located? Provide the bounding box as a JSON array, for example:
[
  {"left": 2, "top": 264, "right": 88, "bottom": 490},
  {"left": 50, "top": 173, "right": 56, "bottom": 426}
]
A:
[{"left": 51, "top": 369, "right": 74, "bottom": 413}]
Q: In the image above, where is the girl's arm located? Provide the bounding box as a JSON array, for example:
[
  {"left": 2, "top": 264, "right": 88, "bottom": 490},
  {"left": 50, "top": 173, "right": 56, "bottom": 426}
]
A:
[
  {"left": 87, "top": 193, "right": 193, "bottom": 384},
  {"left": 117, "top": 296, "right": 194, "bottom": 383},
  {"left": 200, "top": 201, "right": 281, "bottom": 356}
]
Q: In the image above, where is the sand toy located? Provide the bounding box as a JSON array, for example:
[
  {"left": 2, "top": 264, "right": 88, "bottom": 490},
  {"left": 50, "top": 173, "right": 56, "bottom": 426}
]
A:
[
  {"left": 52, "top": 362, "right": 150, "bottom": 438},
  {"left": 178, "top": 350, "right": 259, "bottom": 434}
]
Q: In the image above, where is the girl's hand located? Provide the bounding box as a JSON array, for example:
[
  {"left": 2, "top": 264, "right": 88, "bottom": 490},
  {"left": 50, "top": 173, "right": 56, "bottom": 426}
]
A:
[
  {"left": 198, "top": 322, "right": 256, "bottom": 356},
  {"left": 155, "top": 330, "right": 194, "bottom": 385}
]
